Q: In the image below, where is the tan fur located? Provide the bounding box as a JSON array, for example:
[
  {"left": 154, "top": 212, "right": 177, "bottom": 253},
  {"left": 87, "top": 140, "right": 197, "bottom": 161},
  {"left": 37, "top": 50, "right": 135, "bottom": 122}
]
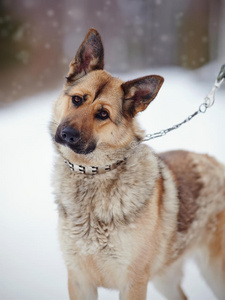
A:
[
  {"left": 209, "top": 209, "right": 225, "bottom": 264},
  {"left": 50, "top": 29, "right": 225, "bottom": 300}
]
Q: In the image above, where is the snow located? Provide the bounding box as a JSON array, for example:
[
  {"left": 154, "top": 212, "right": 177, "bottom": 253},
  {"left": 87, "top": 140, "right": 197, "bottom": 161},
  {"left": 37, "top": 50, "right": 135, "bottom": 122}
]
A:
[{"left": 0, "top": 67, "right": 224, "bottom": 300}]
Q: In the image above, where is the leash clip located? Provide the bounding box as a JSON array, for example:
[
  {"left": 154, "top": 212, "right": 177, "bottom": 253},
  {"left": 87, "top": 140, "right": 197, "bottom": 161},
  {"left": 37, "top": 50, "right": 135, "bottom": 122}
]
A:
[{"left": 144, "top": 63, "right": 225, "bottom": 142}]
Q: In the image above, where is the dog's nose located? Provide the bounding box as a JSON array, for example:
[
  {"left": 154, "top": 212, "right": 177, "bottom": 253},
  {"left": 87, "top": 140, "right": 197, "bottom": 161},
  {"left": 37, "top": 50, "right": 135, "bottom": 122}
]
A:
[{"left": 61, "top": 127, "right": 80, "bottom": 144}]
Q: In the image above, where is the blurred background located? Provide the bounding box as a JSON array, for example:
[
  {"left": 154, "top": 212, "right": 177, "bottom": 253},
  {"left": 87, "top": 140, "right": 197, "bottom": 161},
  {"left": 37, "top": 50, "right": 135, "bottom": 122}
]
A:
[{"left": 0, "top": 0, "right": 225, "bottom": 106}]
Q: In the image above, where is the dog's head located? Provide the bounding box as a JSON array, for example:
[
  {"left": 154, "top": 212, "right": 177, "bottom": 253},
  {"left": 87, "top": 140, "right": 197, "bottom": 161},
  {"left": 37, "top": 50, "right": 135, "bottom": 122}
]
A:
[{"left": 51, "top": 28, "right": 164, "bottom": 163}]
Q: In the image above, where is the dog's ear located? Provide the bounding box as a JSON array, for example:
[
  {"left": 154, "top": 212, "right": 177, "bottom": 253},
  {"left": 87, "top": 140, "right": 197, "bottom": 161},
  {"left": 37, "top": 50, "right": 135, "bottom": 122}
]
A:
[
  {"left": 66, "top": 28, "right": 104, "bottom": 82},
  {"left": 122, "top": 75, "right": 164, "bottom": 118}
]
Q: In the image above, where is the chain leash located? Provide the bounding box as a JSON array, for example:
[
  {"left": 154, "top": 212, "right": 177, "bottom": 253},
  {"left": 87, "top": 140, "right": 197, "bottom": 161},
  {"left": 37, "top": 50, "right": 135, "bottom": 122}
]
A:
[{"left": 143, "top": 64, "right": 225, "bottom": 142}]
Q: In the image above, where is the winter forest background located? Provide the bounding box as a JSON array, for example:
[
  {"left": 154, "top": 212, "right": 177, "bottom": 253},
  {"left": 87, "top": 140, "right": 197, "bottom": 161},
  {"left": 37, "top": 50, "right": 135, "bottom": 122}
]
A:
[
  {"left": 0, "top": 0, "right": 225, "bottom": 105},
  {"left": 1, "top": 1, "right": 225, "bottom": 300}
]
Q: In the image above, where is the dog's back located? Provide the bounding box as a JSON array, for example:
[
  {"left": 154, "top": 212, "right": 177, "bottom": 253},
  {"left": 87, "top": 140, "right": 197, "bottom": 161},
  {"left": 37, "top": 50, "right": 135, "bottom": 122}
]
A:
[
  {"left": 160, "top": 150, "right": 225, "bottom": 234},
  {"left": 156, "top": 150, "right": 225, "bottom": 300}
]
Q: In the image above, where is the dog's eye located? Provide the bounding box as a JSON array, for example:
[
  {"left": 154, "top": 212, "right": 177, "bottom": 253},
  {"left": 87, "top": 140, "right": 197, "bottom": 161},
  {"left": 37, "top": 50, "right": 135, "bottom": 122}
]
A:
[
  {"left": 72, "top": 95, "right": 83, "bottom": 106},
  {"left": 95, "top": 110, "right": 109, "bottom": 120}
]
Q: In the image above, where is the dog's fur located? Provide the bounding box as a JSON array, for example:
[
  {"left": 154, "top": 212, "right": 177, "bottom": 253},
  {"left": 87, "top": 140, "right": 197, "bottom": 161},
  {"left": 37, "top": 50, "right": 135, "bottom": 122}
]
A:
[{"left": 50, "top": 29, "right": 225, "bottom": 300}]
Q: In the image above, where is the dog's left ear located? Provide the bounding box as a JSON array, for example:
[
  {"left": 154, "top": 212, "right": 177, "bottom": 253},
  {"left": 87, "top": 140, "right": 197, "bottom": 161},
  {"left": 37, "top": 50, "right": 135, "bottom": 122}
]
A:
[
  {"left": 122, "top": 75, "right": 164, "bottom": 117},
  {"left": 66, "top": 28, "right": 104, "bottom": 82}
]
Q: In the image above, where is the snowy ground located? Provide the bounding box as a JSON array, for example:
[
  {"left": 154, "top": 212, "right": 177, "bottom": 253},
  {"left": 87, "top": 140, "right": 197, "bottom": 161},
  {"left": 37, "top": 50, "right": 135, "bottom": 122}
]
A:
[{"left": 0, "top": 67, "right": 224, "bottom": 300}]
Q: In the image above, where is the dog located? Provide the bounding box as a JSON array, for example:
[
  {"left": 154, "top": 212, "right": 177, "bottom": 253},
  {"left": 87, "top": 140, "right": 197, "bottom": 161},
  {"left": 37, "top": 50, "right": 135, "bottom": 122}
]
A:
[{"left": 50, "top": 28, "right": 225, "bottom": 300}]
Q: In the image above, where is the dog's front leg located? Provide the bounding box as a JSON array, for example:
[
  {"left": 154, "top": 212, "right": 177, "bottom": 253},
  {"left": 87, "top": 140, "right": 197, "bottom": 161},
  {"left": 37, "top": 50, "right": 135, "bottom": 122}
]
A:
[
  {"left": 68, "top": 269, "right": 98, "bottom": 300},
  {"left": 119, "top": 279, "right": 148, "bottom": 300}
]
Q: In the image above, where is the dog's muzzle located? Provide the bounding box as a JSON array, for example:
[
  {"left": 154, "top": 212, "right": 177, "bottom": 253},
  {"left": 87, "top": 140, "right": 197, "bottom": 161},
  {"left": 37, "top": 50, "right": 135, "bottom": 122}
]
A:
[{"left": 55, "top": 126, "right": 96, "bottom": 154}]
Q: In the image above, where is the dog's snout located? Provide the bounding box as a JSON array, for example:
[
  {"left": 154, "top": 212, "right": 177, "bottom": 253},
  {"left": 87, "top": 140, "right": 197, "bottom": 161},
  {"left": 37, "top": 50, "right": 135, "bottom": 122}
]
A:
[{"left": 61, "top": 127, "right": 80, "bottom": 144}]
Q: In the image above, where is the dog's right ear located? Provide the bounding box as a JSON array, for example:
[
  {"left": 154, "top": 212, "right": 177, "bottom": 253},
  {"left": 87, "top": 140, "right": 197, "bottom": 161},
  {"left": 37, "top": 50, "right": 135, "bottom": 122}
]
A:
[{"left": 66, "top": 28, "right": 104, "bottom": 82}]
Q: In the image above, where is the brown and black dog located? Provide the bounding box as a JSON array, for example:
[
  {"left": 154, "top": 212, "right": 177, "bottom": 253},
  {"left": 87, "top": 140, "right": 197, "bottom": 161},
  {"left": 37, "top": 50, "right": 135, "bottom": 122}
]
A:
[{"left": 50, "top": 28, "right": 225, "bottom": 300}]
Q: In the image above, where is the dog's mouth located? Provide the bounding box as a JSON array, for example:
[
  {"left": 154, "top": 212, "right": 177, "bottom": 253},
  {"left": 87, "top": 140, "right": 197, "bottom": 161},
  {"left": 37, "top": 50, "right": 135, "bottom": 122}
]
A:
[{"left": 55, "top": 126, "right": 96, "bottom": 155}]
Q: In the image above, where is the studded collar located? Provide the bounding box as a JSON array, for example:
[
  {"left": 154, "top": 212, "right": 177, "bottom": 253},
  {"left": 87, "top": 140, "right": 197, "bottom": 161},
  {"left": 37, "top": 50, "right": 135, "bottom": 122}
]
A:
[{"left": 64, "top": 158, "right": 126, "bottom": 175}]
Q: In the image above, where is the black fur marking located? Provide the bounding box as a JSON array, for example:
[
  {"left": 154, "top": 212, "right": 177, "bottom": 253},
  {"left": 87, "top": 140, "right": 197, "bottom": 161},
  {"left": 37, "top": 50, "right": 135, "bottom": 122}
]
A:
[{"left": 93, "top": 81, "right": 109, "bottom": 102}]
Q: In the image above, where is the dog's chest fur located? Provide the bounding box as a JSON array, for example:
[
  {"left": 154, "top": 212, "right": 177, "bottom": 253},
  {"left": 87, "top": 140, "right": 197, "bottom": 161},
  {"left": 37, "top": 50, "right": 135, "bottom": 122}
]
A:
[{"left": 53, "top": 145, "right": 160, "bottom": 256}]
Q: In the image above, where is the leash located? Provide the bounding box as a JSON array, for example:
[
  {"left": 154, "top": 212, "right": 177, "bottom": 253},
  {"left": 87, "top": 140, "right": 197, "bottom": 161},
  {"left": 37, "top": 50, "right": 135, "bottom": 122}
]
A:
[{"left": 143, "top": 64, "right": 225, "bottom": 142}]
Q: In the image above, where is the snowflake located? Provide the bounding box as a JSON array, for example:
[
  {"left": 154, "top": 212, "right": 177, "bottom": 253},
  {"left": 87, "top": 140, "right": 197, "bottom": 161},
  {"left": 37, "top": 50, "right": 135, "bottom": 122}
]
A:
[{"left": 47, "top": 9, "right": 54, "bottom": 17}]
